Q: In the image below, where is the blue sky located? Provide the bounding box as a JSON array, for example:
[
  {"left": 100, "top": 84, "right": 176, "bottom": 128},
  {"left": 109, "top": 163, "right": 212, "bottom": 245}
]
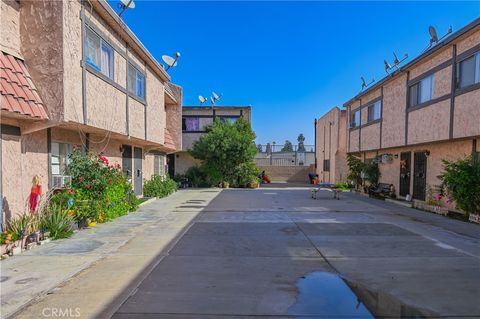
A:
[{"left": 113, "top": 1, "right": 479, "bottom": 145}]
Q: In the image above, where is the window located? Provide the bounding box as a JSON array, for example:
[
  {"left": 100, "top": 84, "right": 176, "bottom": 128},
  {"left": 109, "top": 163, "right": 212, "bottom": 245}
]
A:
[
  {"left": 457, "top": 52, "right": 480, "bottom": 89},
  {"left": 409, "top": 74, "right": 434, "bottom": 107},
  {"left": 219, "top": 116, "right": 239, "bottom": 124},
  {"left": 323, "top": 159, "right": 330, "bottom": 172},
  {"left": 85, "top": 28, "right": 114, "bottom": 79},
  {"left": 153, "top": 154, "right": 166, "bottom": 176},
  {"left": 127, "top": 63, "right": 146, "bottom": 100},
  {"left": 51, "top": 142, "right": 72, "bottom": 177},
  {"left": 182, "top": 117, "right": 200, "bottom": 132},
  {"left": 350, "top": 109, "right": 360, "bottom": 128},
  {"left": 367, "top": 100, "right": 382, "bottom": 122}
]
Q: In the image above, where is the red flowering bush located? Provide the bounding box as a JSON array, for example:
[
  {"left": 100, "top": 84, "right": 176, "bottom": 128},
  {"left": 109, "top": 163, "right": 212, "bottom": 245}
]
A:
[{"left": 61, "top": 149, "right": 138, "bottom": 223}]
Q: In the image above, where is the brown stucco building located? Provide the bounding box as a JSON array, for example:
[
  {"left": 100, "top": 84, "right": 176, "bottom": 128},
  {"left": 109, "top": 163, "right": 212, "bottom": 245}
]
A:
[
  {"left": 1, "top": 0, "right": 182, "bottom": 223},
  {"left": 314, "top": 107, "right": 348, "bottom": 184},
  {"left": 344, "top": 17, "right": 480, "bottom": 201},
  {"left": 173, "top": 106, "right": 251, "bottom": 175}
]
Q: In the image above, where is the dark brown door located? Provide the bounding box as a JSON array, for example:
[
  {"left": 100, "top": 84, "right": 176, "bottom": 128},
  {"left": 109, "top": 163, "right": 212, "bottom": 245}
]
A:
[
  {"left": 413, "top": 152, "right": 427, "bottom": 201},
  {"left": 399, "top": 152, "right": 411, "bottom": 197}
]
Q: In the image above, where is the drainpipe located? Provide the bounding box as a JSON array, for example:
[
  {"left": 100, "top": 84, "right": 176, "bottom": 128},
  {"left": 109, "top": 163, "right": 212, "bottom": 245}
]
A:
[
  {"left": 81, "top": 0, "right": 87, "bottom": 125},
  {"left": 0, "top": 129, "right": 3, "bottom": 231}
]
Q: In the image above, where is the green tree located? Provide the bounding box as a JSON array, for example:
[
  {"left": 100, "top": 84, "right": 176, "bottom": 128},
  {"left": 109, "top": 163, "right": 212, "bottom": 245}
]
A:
[
  {"left": 256, "top": 144, "right": 263, "bottom": 153},
  {"left": 189, "top": 118, "right": 257, "bottom": 185},
  {"left": 441, "top": 155, "right": 480, "bottom": 217},
  {"left": 297, "top": 134, "right": 306, "bottom": 152},
  {"left": 347, "top": 154, "right": 364, "bottom": 189},
  {"left": 281, "top": 140, "right": 293, "bottom": 152}
]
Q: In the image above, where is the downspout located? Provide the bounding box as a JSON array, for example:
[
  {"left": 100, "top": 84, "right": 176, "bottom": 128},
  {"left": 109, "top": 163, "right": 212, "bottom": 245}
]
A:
[{"left": 125, "top": 45, "right": 130, "bottom": 137}]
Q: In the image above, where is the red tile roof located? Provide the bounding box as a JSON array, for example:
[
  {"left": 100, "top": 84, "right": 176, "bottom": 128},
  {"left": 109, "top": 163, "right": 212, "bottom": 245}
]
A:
[
  {"left": 0, "top": 51, "right": 48, "bottom": 119},
  {"left": 164, "top": 128, "right": 176, "bottom": 150}
]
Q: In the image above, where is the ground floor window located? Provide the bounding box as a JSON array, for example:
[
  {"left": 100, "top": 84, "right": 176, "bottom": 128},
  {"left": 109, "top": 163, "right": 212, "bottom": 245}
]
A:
[
  {"left": 154, "top": 154, "right": 166, "bottom": 176},
  {"left": 51, "top": 142, "right": 73, "bottom": 187}
]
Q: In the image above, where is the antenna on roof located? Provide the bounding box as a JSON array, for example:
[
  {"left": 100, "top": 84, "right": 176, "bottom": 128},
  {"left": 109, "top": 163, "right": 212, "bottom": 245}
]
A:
[
  {"left": 198, "top": 95, "right": 207, "bottom": 105},
  {"left": 162, "top": 52, "right": 181, "bottom": 72},
  {"left": 384, "top": 52, "right": 408, "bottom": 74},
  {"left": 211, "top": 91, "right": 222, "bottom": 105},
  {"left": 118, "top": 0, "right": 135, "bottom": 17},
  {"left": 361, "top": 76, "right": 375, "bottom": 91},
  {"left": 423, "top": 25, "right": 453, "bottom": 52}
]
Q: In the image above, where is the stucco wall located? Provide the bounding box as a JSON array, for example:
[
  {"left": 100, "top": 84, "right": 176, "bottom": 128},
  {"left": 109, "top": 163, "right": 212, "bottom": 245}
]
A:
[
  {"left": 174, "top": 151, "right": 201, "bottom": 175},
  {"left": 409, "top": 47, "right": 452, "bottom": 79},
  {"left": 165, "top": 84, "right": 183, "bottom": 151},
  {"left": 128, "top": 98, "right": 145, "bottom": 139},
  {"left": 349, "top": 129, "right": 360, "bottom": 153},
  {"left": 456, "top": 26, "right": 480, "bottom": 55},
  {"left": 1, "top": 0, "right": 21, "bottom": 56},
  {"left": 360, "top": 123, "right": 381, "bottom": 151},
  {"left": 381, "top": 74, "right": 407, "bottom": 148},
  {"left": 85, "top": 73, "right": 127, "bottom": 135},
  {"left": 1, "top": 129, "right": 48, "bottom": 220},
  {"left": 315, "top": 107, "right": 347, "bottom": 184},
  {"left": 145, "top": 66, "right": 165, "bottom": 145},
  {"left": 408, "top": 99, "right": 451, "bottom": 144},
  {"left": 433, "top": 65, "right": 452, "bottom": 98},
  {"left": 19, "top": 0, "right": 64, "bottom": 121},
  {"left": 453, "top": 89, "right": 480, "bottom": 139}
]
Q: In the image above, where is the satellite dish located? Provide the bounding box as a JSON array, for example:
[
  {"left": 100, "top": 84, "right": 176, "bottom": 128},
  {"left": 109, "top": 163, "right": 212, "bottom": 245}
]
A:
[
  {"left": 198, "top": 95, "right": 207, "bottom": 105},
  {"left": 384, "top": 60, "right": 392, "bottom": 73},
  {"left": 118, "top": 0, "right": 135, "bottom": 17},
  {"left": 211, "top": 91, "right": 222, "bottom": 105},
  {"left": 429, "top": 26, "right": 439, "bottom": 44},
  {"left": 162, "top": 52, "right": 181, "bottom": 71},
  {"left": 360, "top": 76, "right": 374, "bottom": 91}
]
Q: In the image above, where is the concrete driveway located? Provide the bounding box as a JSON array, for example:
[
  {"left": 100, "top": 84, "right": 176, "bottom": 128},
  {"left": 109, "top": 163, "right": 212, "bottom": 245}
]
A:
[{"left": 112, "top": 187, "right": 480, "bottom": 318}]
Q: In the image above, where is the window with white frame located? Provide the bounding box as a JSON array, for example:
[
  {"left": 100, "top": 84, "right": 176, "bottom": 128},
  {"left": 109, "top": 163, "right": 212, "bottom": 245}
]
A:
[
  {"left": 127, "top": 63, "right": 146, "bottom": 100},
  {"left": 350, "top": 109, "right": 360, "bottom": 128},
  {"left": 51, "top": 142, "right": 72, "bottom": 177},
  {"left": 367, "top": 100, "right": 382, "bottom": 122},
  {"left": 153, "top": 154, "right": 166, "bottom": 176},
  {"left": 85, "top": 27, "right": 114, "bottom": 79},
  {"left": 457, "top": 52, "right": 480, "bottom": 89},
  {"left": 409, "top": 74, "right": 434, "bottom": 108}
]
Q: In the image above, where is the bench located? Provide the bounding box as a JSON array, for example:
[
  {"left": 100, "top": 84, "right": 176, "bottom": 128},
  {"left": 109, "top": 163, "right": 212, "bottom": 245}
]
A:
[{"left": 368, "top": 183, "right": 392, "bottom": 198}]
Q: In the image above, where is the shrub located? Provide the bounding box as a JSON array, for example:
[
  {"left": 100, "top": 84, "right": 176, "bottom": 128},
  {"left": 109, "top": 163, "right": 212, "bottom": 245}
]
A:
[
  {"left": 143, "top": 175, "right": 178, "bottom": 198},
  {"left": 363, "top": 161, "right": 380, "bottom": 187},
  {"left": 6, "top": 213, "right": 36, "bottom": 240},
  {"left": 333, "top": 182, "right": 351, "bottom": 191},
  {"left": 184, "top": 166, "right": 213, "bottom": 187},
  {"left": 41, "top": 204, "right": 74, "bottom": 240},
  {"left": 231, "top": 162, "right": 260, "bottom": 187},
  {"left": 441, "top": 155, "right": 480, "bottom": 217},
  {"left": 347, "top": 154, "right": 364, "bottom": 189},
  {"left": 189, "top": 118, "right": 257, "bottom": 185}
]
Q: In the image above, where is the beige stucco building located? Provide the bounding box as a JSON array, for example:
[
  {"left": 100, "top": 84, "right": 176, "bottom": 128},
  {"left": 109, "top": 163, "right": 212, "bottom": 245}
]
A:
[
  {"left": 173, "top": 106, "right": 251, "bottom": 175},
  {"left": 1, "top": 0, "right": 182, "bottom": 223},
  {"left": 344, "top": 17, "right": 480, "bottom": 201},
  {"left": 314, "top": 107, "right": 348, "bottom": 184}
]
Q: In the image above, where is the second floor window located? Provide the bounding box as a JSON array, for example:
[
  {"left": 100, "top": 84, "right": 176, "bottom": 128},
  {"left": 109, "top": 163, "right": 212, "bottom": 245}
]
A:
[
  {"left": 350, "top": 109, "right": 360, "bottom": 128},
  {"left": 457, "top": 52, "right": 480, "bottom": 89},
  {"left": 127, "top": 63, "right": 146, "bottom": 100},
  {"left": 85, "top": 28, "right": 114, "bottom": 79},
  {"left": 367, "top": 100, "right": 382, "bottom": 122},
  {"left": 409, "top": 74, "right": 434, "bottom": 108},
  {"left": 182, "top": 117, "right": 200, "bottom": 131}
]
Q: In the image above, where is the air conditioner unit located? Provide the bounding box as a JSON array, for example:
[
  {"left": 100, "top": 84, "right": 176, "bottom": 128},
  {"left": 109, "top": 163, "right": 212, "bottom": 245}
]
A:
[{"left": 52, "top": 175, "right": 72, "bottom": 188}]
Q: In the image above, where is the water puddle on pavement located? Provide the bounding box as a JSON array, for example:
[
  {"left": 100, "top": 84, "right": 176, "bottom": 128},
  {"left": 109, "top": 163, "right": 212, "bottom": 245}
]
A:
[{"left": 289, "top": 272, "right": 437, "bottom": 318}]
